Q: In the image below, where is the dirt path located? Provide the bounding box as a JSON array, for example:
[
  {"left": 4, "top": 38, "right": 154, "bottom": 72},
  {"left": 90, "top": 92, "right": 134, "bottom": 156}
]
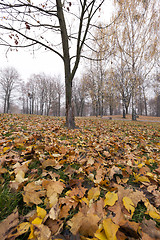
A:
[{"left": 103, "top": 115, "right": 160, "bottom": 123}]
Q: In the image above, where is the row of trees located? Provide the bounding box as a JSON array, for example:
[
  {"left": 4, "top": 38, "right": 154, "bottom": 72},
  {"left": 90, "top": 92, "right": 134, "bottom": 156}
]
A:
[
  {"left": 20, "top": 73, "right": 63, "bottom": 116},
  {"left": 78, "top": 0, "right": 160, "bottom": 119},
  {"left": 0, "top": 0, "right": 159, "bottom": 126},
  {"left": 0, "top": 66, "right": 159, "bottom": 117},
  {"left": 0, "top": 67, "right": 64, "bottom": 116}
]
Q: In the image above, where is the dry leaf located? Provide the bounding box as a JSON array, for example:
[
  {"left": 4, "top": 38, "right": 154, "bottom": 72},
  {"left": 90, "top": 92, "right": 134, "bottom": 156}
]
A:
[
  {"left": 145, "top": 200, "right": 160, "bottom": 219},
  {"left": 45, "top": 218, "right": 63, "bottom": 235},
  {"left": 0, "top": 210, "right": 19, "bottom": 240},
  {"left": 49, "top": 204, "right": 60, "bottom": 220},
  {"left": 88, "top": 187, "right": 100, "bottom": 202},
  {"left": 8, "top": 222, "right": 31, "bottom": 238},
  {"left": 122, "top": 196, "right": 135, "bottom": 216},
  {"left": 37, "top": 206, "right": 47, "bottom": 220},
  {"left": 34, "top": 224, "right": 51, "bottom": 240},
  {"left": 103, "top": 218, "right": 119, "bottom": 240},
  {"left": 141, "top": 219, "right": 160, "bottom": 239},
  {"left": 42, "top": 158, "right": 57, "bottom": 168},
  {"left": 119, "top": 219, "right": 140, "bottom": 239},
  {"left": 23, "top": 182, "right": 45, "bottom": 205},
  {"left": 46, "top": 180, "right": 65, "bottom": 196},
  {"left": 68, "top": 211, "right": 84, "bottom": 235},
  {"left": 79, "top": 213, "right": 100, "bottom": 237},
  {"left": 104, "top": 192, "right": 118, "bottom": 207}
]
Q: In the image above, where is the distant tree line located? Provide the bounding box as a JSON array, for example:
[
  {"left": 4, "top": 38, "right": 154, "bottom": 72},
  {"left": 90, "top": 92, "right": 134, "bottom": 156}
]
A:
[{"left": 0, "top": 66, "right": 159, "bottom": 117}]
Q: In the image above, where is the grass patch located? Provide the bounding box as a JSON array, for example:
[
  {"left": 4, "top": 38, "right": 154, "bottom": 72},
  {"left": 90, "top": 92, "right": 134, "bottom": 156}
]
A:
[
  {"left": 132, "top": 201, "right": 147, "bottom": 223},
  {"left": 0, "top": 184, "right": 21, "bottom": 222}
]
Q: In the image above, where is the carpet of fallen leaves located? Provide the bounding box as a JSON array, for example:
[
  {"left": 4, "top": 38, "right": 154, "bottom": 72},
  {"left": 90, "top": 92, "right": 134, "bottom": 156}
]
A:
[{"left": 0, "top": 114, "right": 160, "bottom": 240}]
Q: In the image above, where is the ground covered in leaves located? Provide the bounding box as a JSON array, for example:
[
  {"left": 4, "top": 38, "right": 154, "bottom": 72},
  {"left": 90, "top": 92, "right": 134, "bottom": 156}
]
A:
[{"left": 0, "top": 114, "right": 160, "bottom": 240}]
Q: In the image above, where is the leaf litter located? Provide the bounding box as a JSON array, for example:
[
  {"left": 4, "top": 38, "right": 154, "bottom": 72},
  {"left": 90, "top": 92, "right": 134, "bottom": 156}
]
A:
[{"left": 0, "top": 114, "right": 160, "bottom": 240}]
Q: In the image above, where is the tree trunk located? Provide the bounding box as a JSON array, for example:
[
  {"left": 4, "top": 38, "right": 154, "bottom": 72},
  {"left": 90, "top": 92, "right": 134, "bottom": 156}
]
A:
[
  {"left": 57, "top": 0, "right": 75, "bottom": 128},
  {"left": 3, "top": 95, "right": 7, "bottom": 113},
  {"left": 6, "top": 94, "right": 10, "bottom": 113},
  {"left": 65, "top": 79, "right": 75, "bottom": 128},
  {"left": 58, "top": 94, "right": 61, "bottom": 116},
  {"left": 123, "top": 108, "right": 126, "bottom": 118},
  {"left": 157, "top": 95, "right": 160, "bottom": 117},
  {"left": 80, "top": 100, "right": 84, "bottom": 117},
  {"left": 109, "top": 105, "right": 113, "bottom": 116},
  {"left": 125, "top": 105, "right": 128, "bottom": 115},
  {"left": 131, "top": 82, "right": 136, "bottom": 121},
  {"left": 122, "top": 95, "right": 126, "bottom": 118}
]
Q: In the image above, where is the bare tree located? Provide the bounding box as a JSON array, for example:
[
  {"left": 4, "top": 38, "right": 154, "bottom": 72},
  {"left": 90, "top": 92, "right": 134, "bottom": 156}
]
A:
[
  {"left": 0, "top": 0, "right": 105, "bottom": 128},
  {"left": 20, "top": 73, "right": 63, "bottom": 116},
  {"left": 72, "top": 77, "right": 87, "bottom": 116},
  {"left": 55, "top": 78, "right": 64, "bottom": 117},
  {"left": 112, "top": 0, "right": 159, "bottom": 120},
  {"left": 0, "top": 67, "right": 20, "bottom": 113},
  {"left": 152, "top": 72, "right": 160, "bottom": 117}
]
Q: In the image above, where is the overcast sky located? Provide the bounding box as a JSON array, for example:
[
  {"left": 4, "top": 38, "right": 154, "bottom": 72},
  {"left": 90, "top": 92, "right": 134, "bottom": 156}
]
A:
[{"left": 0, "top": 1, "right": 114, "bottom": 82}]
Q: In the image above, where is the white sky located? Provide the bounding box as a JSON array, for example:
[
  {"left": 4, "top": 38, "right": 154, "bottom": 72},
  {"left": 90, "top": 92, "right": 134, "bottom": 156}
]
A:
[
  {"left": 0, "top": 48, "right": 64, "bottom": 81},
  {"left": 0, "top": 1, "right": 114, "bottom": 82}
]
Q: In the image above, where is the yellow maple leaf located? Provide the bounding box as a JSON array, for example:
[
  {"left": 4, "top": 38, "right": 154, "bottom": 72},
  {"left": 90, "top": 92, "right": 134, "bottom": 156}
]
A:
[
  {"left": 148, "top": 211, "right": 160, "bottom": 220},
  {"left": 7, "top": 222, "right": 31, "bottom": 239},
  {"left": 32, "top": 217, "right": 43, "bottom": 225},
  {"left": 95, "top": 229, "right": 107, "bottom": 240},
  {"left": 17, "top": 222, "right": 30, "bottom": 233},
  {"left": 123, "top": 196, "right": 135, "bottom": 216},
  {"left": 81, "top": 197, "right": 89, "bottom": 205},
  {"left": 145, "top": 200, "right": 160, "bottom": 219},
  {"left": 133, "top": 173, "right": 150, "bottom": 183},
  {"left": 103, "top": 218, "right": 119, "bottom": 240},
  {"left": 88, "top": 187, "right": 100, "bottom": 201},
  {"left": 28, "top": 225, "right": 34, "bottom": 239},
  {"left": 3, "top": 146, "right": 10, "bottom": 153},
  {"left": 104, "top": 192, "right": 118, "bottom": 207},
  {"left": 37, "top": 206, "right": 47, "bottom": 220}
]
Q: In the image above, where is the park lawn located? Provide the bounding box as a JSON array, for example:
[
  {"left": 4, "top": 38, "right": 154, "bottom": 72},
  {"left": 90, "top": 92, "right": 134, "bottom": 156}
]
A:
[{"left": 0, "top": 114, "right": 160, "bottom": 240}]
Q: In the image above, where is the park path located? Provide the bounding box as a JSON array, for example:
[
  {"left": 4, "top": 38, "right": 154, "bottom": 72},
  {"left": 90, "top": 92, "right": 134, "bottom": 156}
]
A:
[{"left": 102, "top": 116, "right": 160, "bottom": 123}]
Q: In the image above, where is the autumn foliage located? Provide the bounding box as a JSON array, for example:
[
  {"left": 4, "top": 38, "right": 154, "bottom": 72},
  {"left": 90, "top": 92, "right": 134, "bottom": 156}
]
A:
[{"left": 0, "top": 114, "right": 160, "bottom": 240}]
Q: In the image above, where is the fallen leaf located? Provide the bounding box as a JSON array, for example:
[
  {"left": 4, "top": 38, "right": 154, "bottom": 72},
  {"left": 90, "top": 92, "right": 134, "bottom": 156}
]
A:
[
  {"left": 42, "top": 158, "right": 57, "bottom": 168},
  {"left": 68, "top": 211, "right": 84, "bottom": 235},
  {"left": 95, "top": 229, "right": 107, "bottom": 240},
  {"left": 103, "top": 218, "right": 119, "bottom": 240},
  {"left": 0, "top": 210, "right": 19, "bottom": 240},
  {"left": 8, "top": 222, "right": 31, "bottom": 238},
  {"left": 88, "top": 187, "right": 100, "bottom": 202},
  {"left": 141, "top": 219, "right": 160, "bottom": 239},
  {"left": 34, "top": 223, "right": 51, "bottom": 240},
  {"left": 32, "top": 217, "right": 43, "bottom": 225},
  {"left": 104, "top": 192, "right": 118, "bottom": 207},
  {"left": 49, "top": 204, "right": 60, "bottom": 220},
  {"left": 23, "top": 182, "right": 46, "bottom": 205},
  {"left": 15, "top": 170, "right": 28, "bottom": 183},
  {"left": 122, "top": 196, "right": 135, "bottom": 216},
  {"left": 79, "top": 213, "right": 100, "bottom": 237},
  {"left": 45, "top": 218, "right": 63, "bottom": 235},
  {"left": 145, "top": 200, "right": 160, "bottom": 219},
  {"left": 119, "top": 219, "right": 140, "bottom": 239},
  {"left": 37, "top": 206, "right": 47, "bottom": 220}
]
